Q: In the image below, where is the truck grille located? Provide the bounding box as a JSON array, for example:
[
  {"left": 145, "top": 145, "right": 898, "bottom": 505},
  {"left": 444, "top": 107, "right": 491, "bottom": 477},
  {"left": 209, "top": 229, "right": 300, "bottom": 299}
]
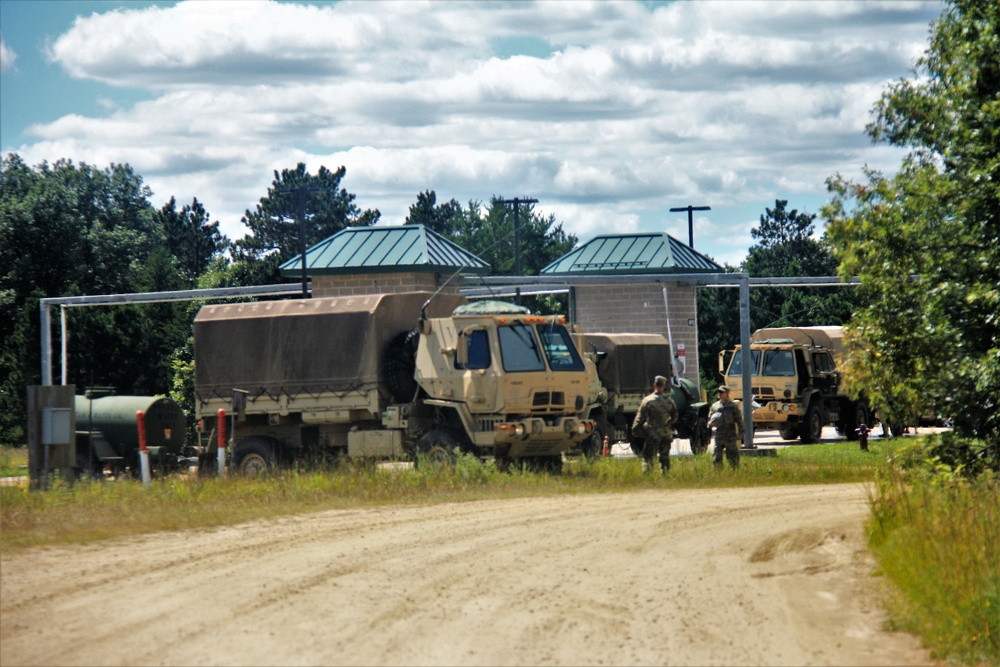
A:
[
  {"left": 532, "top": 391, "right": 565, "bottom": 413},
  {"left": 478, "top": 418, "right": 504, "bottom": 432}
]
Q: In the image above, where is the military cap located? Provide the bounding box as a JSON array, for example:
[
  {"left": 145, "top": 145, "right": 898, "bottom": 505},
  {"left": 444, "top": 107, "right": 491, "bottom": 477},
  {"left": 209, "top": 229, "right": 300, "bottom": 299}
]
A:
[
  {"left": 654, "top": 375, "right": 668, "bottom": 385},
  {"left": 716, "top": 385, "right": 730, "bottom": 393}
]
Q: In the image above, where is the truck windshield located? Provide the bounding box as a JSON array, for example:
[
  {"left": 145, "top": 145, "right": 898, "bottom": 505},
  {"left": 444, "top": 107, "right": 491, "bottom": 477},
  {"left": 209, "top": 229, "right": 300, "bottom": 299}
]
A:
[
  {"left": 762, "top": 349, "right": 795, "bottom": 376},
  {"left": 727, "top": 350, "right": 761, "bottom": 377},
  {"left": 498, "top": 324, "right": 546, "bottom": 372},
  {"left": 537, "top": 325, "right": 585, "bottom": 371}
]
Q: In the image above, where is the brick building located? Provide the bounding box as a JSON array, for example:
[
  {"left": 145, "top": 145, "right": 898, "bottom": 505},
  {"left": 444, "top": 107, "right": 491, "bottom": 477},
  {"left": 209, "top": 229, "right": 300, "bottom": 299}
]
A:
[{"left": 540, "top": 233, "right": 723, "bottom": 386}]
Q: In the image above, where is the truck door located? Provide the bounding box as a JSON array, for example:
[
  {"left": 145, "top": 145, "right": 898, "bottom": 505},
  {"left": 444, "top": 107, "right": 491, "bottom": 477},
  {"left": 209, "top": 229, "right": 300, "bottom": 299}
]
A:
[
  {"left": 456, "top": 327, "right": 497, "bottom": 410},
  {"left": 811, "top": 351, "right": 838, "bottom": 396}
]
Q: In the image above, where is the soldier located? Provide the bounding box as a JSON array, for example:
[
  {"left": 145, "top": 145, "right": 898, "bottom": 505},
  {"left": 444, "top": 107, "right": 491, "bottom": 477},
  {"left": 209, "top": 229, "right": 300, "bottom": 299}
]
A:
[
  {"left": 709, "top": 385, "right": 744, "bottom": 469},
  {"left": 631, "top": 375, "right": 679, "bottom": 474}
]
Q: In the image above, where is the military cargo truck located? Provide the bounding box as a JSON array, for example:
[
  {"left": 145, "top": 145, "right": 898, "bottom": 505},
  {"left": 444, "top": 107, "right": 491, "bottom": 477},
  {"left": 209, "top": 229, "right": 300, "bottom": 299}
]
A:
[
  {"left": 576, "top": 333, "right": 712, "bottom": 455},
  {"left": 193, "top": 292, "right": 595, "bottom": 474},
  {"left": 718, "top": 326, "right": 869, "bottom": 443}
]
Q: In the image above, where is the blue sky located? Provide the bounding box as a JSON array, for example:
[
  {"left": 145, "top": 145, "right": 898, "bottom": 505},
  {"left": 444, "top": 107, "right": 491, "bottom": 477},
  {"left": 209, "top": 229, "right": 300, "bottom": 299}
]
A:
[{"left": 1, "top": 0, "right": 943, "bottom": 266}]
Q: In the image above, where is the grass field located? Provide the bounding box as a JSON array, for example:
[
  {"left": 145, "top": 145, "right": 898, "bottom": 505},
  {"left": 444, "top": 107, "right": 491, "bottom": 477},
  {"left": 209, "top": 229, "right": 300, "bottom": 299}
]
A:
[
  {"left": 1, "top": 438, "right": 996, "bottom": 665},
  {"left": 0, "top": 441, "right": 886, "bottom": 551}
]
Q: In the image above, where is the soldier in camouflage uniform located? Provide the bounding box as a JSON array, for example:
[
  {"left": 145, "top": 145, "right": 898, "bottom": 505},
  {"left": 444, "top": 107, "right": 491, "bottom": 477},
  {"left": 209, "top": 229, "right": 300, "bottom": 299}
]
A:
[
  {"left": 632, "top": 375, "right": 679, "bottom": 474},
  {"left": 709, "top": 385, "right": 744, "bottom": 469}
]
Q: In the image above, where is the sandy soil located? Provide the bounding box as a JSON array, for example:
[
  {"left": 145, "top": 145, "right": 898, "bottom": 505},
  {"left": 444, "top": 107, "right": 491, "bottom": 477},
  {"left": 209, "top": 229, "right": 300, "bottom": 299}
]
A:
[{"left": 0, "top": 483, "right": 935, "bottom": 667}]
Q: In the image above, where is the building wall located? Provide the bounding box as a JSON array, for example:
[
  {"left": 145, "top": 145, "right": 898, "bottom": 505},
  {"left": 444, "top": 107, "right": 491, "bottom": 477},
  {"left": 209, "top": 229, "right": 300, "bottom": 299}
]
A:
[
  {"left": 572, "top": 282, "right": 702, "bottom": 389},
  {"left": 312, "top": 272, "right": 462, "bottom": 298}
]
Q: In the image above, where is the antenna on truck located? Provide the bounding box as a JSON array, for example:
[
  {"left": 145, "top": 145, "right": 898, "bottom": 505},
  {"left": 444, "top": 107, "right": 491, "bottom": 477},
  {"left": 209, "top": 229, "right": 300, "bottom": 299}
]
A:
[{"left": 420, "top": 264, "right": 468, "bottom": 324}]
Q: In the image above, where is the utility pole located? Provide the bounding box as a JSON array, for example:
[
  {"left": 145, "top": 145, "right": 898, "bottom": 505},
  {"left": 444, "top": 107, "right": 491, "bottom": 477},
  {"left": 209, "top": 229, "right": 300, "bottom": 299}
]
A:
[
  {"left": 277, "top": 186, "right": 322, "bottom": 298},
  {"left": 499, "top": 197, "right": 538, "bottom": 305},
  {"left": 669, "top": 205, "right": 711, "bottom": 248}
]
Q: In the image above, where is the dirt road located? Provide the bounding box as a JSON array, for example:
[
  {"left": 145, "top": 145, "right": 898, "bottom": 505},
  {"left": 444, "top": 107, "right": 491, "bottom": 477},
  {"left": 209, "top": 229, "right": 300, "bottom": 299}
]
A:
[{"left": 0, "top": 484, "right": 934, "bottom": 666}]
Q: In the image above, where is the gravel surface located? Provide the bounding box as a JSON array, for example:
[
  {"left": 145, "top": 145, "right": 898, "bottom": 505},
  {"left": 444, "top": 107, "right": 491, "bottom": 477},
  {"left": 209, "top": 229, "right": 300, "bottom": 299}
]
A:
[{"left": 0, "top": 483, "right": 935, "bottom": 666}]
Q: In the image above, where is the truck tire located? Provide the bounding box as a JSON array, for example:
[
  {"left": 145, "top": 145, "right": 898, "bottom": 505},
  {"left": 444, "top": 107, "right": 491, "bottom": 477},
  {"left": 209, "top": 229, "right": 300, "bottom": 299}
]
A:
[
  {"left": 581, "top": 421, "right": 606, "bottom": 458},
  {"left": 845, "top": 401, "right": 869, "bottom": 441},
  {"left": 416, "top": 428, "right": 459, "bottom": 468},
  {"left": 233, "top": 438, "right": 276, "bottom": 477},
  {"left": 800, "top": 404, "right": 823, "bottom": 444},
  {"left": 778, "top": 425, "right": 798, "bottom": 441},
  {"left": 384, "top": 328, "right": 421, "bottom": 404}
]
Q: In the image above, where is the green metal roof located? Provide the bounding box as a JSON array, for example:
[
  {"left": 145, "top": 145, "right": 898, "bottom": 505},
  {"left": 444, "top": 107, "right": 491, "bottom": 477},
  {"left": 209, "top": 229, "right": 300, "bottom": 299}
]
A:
[
  {"left": 540, "top": 233, "right": 723, "bottom": 275},
  {"left": 279, "top": 224, "right": 490, "bottom": 277}
]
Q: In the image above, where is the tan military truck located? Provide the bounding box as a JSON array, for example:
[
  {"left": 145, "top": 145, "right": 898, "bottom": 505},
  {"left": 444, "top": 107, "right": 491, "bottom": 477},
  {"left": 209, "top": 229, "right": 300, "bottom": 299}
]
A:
[
  {"left": 576, "top": 333, "right": 712, "bottom": 455},
  {"left": 193, "top": 292, "right": 595, "bottom": 474},
  {"left": 718, "top": 326, "right": 869, "bottom": 443}
]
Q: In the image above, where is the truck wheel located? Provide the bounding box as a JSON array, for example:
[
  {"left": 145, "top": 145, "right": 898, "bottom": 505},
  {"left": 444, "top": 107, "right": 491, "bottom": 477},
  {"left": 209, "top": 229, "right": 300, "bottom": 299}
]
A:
[
  {"left": 800, "top": 404, "right": 823, "bottom": 444},
  {"left": 416, "top": 429, "right": 458, "bottom": 468},
  {"left": 384, "top": 328, "right": 420, "bottom": 403},
  {"left": 581, "top": 422, "right": 606, "bottom": 458},
  {"left": 233, "top": 439, "right": 275, "bottom": 477},
  {"left": 778, "top": 425, "right": 798, "bottom": 441},
  {"left": 845, "top": 402, "right": 869, "bottom": 441}
]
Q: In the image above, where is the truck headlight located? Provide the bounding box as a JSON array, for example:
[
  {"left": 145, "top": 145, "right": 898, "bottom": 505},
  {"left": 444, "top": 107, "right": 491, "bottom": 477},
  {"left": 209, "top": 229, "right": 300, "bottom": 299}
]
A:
[{"left": 512, "top": 423, "right": 526, "bottom": 437}]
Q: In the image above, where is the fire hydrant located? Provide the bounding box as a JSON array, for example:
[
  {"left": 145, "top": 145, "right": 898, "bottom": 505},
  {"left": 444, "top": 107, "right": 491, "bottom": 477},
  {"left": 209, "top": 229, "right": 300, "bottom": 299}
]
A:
[{"left": 855, "top": 423, "right": 871, "bottom": 452}]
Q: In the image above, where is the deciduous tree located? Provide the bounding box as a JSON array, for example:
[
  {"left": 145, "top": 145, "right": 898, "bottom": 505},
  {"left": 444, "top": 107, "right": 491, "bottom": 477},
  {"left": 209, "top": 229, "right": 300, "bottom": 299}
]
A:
[{"left": 824, "top": 0, "right": 999, "bottom": 454}]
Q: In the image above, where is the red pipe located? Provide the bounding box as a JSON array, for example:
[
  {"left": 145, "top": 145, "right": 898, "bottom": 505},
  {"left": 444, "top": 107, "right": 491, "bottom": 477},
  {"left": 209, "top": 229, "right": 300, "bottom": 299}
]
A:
[
  {"left": 136, "top": 410, "right": 148, "bottom": 453},
  {"left": 217, "top": 408, "right": 226, "bottom": 450}
]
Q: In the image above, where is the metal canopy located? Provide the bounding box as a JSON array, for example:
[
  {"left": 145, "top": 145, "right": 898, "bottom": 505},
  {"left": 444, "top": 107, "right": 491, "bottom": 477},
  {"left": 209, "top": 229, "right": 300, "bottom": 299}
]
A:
[
  {"left": 540, "top": 233, "right": 723, "bottom": 275},
  {"left": 278, "top": 224, "right": 490, "bottom": 277}
]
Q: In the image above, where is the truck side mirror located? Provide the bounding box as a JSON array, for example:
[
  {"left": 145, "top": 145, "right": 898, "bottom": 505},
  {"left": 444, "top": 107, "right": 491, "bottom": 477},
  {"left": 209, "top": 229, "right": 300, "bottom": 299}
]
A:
[
  {"left": 456, "top": 334, "right": 469, "bottom": 367},
  {"left": 718, "top": 350, "right": 732, "bottom": 375}
]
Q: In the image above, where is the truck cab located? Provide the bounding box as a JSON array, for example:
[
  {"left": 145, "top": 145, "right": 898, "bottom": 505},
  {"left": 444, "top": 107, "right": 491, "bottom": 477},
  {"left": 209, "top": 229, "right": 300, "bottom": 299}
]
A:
[
  {"left": 413, "top": 301, "right": 594, "bottom": 468},
  {"left": 719, "top": 326, "right": 869, "bottom": 443}
]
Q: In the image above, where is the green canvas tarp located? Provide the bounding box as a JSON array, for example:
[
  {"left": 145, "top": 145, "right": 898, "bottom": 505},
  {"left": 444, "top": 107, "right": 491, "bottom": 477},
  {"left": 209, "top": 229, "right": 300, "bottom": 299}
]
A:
[
  {"left": 194, "top": 292, "right": 466, "bottom": 400},
  {"left": 578, "top": 333, "right": 673, "bottom": 396}
]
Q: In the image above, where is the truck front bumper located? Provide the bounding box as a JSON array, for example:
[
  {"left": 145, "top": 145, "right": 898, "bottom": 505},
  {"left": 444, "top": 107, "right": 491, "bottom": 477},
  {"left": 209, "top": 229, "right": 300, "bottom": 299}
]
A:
[{"left": 492, "top": 417, "right": 594, "bottom": 457}]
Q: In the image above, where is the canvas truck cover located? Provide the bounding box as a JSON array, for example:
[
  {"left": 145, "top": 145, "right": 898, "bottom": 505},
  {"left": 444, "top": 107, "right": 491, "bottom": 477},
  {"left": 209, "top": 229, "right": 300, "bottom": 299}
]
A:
[
  {"left": 749, "top": 326, "right": 845, "bottom": 355},
  {"left": 194, "top": 292, "right": 466, "bottom": 400},
  {"left": 578, "top": 333, "right": 673, "bottom": 395}
]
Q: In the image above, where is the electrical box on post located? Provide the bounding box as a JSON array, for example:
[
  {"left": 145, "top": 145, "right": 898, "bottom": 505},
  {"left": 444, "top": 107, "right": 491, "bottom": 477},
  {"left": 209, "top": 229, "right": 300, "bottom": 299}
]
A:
[{"left": 41, "top": 407, "right": 73, "bottom": 445}]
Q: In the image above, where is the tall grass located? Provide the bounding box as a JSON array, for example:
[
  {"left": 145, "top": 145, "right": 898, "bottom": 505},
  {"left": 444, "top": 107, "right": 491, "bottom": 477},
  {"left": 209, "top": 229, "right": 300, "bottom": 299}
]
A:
[
  {"left": 867, "top": 448, "right": 1000, "bottom": 665},
  {"left": 1, "top": 442, "right": 888, "bottom": 552}
]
